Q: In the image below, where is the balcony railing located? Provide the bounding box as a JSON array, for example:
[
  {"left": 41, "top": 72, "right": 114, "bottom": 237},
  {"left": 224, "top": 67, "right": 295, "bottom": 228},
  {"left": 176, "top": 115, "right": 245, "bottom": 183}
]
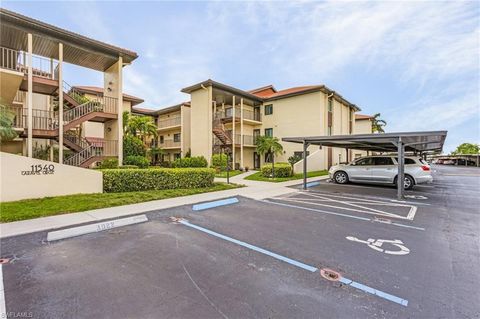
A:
[
  {"left": 213, "top": 133, "right": 256, "bottom": 146},
  {"left": 159, "top": 140, "right": 181, "bottom": 148},
  {"left": 214, "top": 107, "right": 261, "bottom": 122},
  {"left": 158, "top": 116, "right": 181, "bottom": 129},
  {"left": 10, "top": 108, "right": 59, "bottom": 130},
  {"left": 0, "top": 46, "right": 59, "bottom": 79}
]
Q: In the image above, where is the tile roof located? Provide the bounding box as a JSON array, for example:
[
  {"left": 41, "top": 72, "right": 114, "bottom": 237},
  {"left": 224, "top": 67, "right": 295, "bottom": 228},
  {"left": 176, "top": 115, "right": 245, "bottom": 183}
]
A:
[
  {"left": 355, "top": 114, "right": 374, "bottom": 120},
  {"left": 73, "top": 86, "right": 144, "bottom": 105}
]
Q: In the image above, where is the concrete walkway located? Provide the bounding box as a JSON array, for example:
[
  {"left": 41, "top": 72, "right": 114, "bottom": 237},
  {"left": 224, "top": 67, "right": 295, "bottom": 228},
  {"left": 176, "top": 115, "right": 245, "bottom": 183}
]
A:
[{"left": 0, "top": 172, "right": 329, "bottom": 238}]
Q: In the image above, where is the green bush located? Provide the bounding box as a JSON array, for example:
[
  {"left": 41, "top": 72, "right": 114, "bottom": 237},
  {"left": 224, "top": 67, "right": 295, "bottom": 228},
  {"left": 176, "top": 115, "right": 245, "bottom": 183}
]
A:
[
  {"left": 124, "top": 155, "right": 149, "bottom": 168},
  {"left": 99, "top": 158, "right": 119, "bottom": 169},
  {"left": 102, "top": 168, "right": 215, "bottom": 192},
  {"left": 211, "top": 154, "right": 227, "bottom": 170},
  {"left": 123, "top": 135, "right": 146, "bottom": 157},
  {"left": 261, "top": 162, "right": 292, "bottom": 178},
  {"left": 119, "top": 165, "right": 138, "bottom": 169},
  {"left": 172, "top": 156, "right": 208, "bottom": 168}
]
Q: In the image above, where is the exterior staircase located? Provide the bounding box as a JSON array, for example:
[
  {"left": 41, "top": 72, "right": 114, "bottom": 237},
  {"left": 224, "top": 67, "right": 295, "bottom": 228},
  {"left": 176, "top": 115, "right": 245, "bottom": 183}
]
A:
[{"left": 212, "top": 117, "right": 233, "bottom": 155}]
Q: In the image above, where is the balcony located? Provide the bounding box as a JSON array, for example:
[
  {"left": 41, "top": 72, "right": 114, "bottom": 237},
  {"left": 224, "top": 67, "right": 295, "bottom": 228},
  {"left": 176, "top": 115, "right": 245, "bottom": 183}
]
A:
[
  {"left": 158, "top": 116, "right": 181, "bottom": 130},
  {"left": 213, "top": 132, "right": 257, "bottom": 147},
  {"left": 1, "top": 46, "right": 59, "bottom": 79},
  {"left": 159, "top": 140, "right": 181, "bottom": 149},
  {"left": 214, "top": 107, "right": 261, "bottom": 123}
]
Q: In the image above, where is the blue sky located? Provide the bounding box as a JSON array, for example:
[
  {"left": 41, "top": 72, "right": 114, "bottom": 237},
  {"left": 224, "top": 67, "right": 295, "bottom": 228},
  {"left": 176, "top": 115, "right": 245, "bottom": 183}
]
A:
[{"left": 3, "top": 1, "right": 479, "bottom": 153}]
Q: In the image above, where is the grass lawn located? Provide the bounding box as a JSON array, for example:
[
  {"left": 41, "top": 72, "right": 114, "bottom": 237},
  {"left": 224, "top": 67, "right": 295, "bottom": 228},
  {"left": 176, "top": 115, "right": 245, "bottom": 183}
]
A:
[
  {"left": 0, "top": 183, "right": 241, "bottom": 223},
  {"left": 214, "top": 170, "right": 243, "bottom": 178},
  {"left": 244, "top": 170, "right": 329, "bottom": 182}
]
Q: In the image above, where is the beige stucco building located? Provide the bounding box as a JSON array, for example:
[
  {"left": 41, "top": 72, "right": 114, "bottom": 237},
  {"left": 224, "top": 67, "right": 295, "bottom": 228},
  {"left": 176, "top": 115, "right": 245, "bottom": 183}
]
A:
[
  {"left": 134, "top": 79, "right": 374, "bottom": 171},
  {"left": 0, "top": 8, "right": 138, "bottom": 167}
]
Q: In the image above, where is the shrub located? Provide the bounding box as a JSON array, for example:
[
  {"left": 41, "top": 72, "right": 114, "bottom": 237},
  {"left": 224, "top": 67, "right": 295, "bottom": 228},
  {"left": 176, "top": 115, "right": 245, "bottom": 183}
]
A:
[
  {"left": 99, "top": 158, "right": 119, "bottom": 169},
  {"left": 261, "top": 162, "right": 292, "bottom": 178},
  {"left": 211, "top": 154, "right": 227, "bottom": 170},
  {"left": 288, "top": 154, "right": 302, "bottom": 168},
  {"left": 124, "top": 155, "right": 149, "bottom": 168},
  {"left": 172, "top": 156, "right": 208, "bottom": 168},
  {"left": 102, "top": 168, "right": 215, "bottom": 192},
  {"left": 123, "top": 135, "right": 146, "bottom": 157},
  {"left": 119, "top": 165, "right": 138, "bottom": 169}
]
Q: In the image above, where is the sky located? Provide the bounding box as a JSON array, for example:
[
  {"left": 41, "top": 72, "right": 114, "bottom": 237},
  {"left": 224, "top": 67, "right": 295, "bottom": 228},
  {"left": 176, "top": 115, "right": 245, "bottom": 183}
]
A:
[{"left": 2, "top": 1, "right": 479, "bottom": 153}]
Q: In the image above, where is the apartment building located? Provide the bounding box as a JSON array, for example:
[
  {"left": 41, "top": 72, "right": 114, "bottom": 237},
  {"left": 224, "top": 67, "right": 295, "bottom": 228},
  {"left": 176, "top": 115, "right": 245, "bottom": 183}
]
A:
[
  {"left": 0, "top": 8, "right": 137, "bottom": 167},
  {"left": 135, "top": 79, "right": 372, "bottom": 171},
  {"left": 133, "top": 102, "right": 191, "bottom": 162}
]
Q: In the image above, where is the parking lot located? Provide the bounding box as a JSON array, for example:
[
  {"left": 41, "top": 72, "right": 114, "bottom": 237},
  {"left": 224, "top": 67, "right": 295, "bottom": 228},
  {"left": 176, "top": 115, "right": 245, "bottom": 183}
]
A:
[{"left": 2, "top": 165, "right": 479, "bottom": 318}]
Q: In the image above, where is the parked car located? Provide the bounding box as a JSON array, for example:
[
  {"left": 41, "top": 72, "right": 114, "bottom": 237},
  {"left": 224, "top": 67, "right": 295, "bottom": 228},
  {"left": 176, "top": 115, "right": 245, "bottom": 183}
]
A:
[{"left": 328, "top": 155, "right": 433, "bottom": 190}]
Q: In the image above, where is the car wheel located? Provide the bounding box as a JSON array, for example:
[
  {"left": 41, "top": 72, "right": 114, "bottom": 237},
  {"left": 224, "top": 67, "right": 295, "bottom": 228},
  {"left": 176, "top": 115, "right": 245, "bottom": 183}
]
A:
[
  {"left": 395, "top": 175, "right": 415, "bottom": 190},
  {"left": 404, "top": 175, "right": 414, "bottom": 190},
  {"left": 333, "top": 171, "right": 349, "bottom": 184}
]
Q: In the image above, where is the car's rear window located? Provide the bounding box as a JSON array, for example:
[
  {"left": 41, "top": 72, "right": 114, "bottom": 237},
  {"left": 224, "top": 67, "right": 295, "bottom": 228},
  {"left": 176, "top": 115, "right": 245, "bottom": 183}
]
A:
[{"left": 394, "top": 158, "right": 417, "bottom": 164}]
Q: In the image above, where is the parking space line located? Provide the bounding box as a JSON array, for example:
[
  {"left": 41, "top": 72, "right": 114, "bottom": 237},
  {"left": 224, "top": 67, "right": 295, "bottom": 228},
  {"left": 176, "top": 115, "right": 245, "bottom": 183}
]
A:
[
  {"left": 192, "top": 197, "right": 239, "bottom": 211},
  {"left": 339, "top": 277, "right": 408, "bottom": 306},
  {"left": 178, "top": 220, "right": 409, "bottom": 306},
  {"left": 263, "top": 200, "right": 425, "bottom": 231},
  {"left": 299, "top": 192, "right": 417, "bottom": 220},
  {"left": 178, "top": 220, "right": 318, "bottom": 272},
  {"left": 0, "top": 265, "right": 6, "bottom": 318}
]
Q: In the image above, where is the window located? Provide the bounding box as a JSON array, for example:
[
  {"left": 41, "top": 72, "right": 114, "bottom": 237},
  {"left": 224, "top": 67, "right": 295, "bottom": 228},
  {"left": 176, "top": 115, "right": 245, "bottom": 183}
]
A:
[
  {"left": 159, "top": 135, "right": 164, "bottom": 144},
  {"left": 174, "top": 153, "right": 181, "bottom": 160},
  {"left": 294, "top": 151, "right": 310, "bottom": 159},
  {"left": 354, "top": 157, "right": 374, "bottom": 166},
  {"left": 373, "top": 157, "right": 394, "bottom": 165},
  {"left": 265, "top": 104, "right": 273, "bottom": 115},
  {"left": 328, "top": 98, "right": 333, "bottom": 112},
  {"left": 264, "top": 128, "right": 273, "bottom": 137},
  {"left": 173, "top": 133, "right": 181, "bottom": 143},
  {"left": 395, "top": 158, "right": 416, "bottom": 164}
]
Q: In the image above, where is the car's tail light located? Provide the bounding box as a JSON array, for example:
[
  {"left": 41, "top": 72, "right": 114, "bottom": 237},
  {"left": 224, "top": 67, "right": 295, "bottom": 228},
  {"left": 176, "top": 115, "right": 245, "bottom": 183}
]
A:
[{"left": 421, "top": 165, "right": 430, "bottom": 171}]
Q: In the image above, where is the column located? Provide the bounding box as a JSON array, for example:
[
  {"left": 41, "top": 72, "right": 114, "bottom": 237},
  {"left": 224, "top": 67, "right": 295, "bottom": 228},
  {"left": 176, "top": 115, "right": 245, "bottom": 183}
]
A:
[
  {"left": 58, "top": 43, "right": 64, "bottom": 163},
  {"left": 240, "top": 98, "right": 244, "bottom": 168},
  {"left": 117, "top": 56, "right": 123, "bottom": 165},
  {"left": 397, "top": 137, "right": 405, "bottom": 200},
  {"left": 27, "top": 33, "right": 33, "bottom": 157},
  {"left": 232, "top": 96, "right": 236, "bottom": 169}
]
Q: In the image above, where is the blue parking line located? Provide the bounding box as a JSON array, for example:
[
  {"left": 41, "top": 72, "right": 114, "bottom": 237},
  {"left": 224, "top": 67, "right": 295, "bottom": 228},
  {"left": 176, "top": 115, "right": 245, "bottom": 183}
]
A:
[
  {"left": 192, "top": 197, "right": 239, "bottom": 211},
  {"left": 178, "top": 220, "right": 318, "bottom": 272},
  {"left": 306, "top": 181, "right": 321, "bottom": 188},
  {"left": 339, "top": 277, "right": 408, "bottom": 306}
]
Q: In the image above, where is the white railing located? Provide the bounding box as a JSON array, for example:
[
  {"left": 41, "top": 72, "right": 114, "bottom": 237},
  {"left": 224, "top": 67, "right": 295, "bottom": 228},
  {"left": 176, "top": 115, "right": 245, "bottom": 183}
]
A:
[
  {"left": 214, "top": 107, "right": 261, "bottom": 122},
  {"left": 158, "top": 116, "right": 181, "bottom": 129},
  {"left": 64, "top": 140, "right": 118, "bottom": 166},
  {"left": 1, "top": 46, "right": 58, "bottom": 79},
  {"left": 63, "top": 97, "right": 117, "bottom": 122},
  {"left": 159, "top": 140, "right": 181, "bottom": 148}
]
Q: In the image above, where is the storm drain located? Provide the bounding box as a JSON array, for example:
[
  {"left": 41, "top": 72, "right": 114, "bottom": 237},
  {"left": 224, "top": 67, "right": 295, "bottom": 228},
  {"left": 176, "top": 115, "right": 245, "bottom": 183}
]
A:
[{"left": 320, "top": 268, "right": 341, "bottom": 281}]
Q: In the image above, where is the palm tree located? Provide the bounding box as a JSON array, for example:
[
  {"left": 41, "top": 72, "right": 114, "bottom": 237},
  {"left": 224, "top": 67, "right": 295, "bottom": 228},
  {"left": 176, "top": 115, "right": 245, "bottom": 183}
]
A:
[
  {"left": 255, "top": 136, "right": 284, "bottom": 178},
  {"left": 122, "top": 111, "right": 130, "bottom": 134},
  {"left": 0, "top": 104, "right": 18, "bottom": 142},
  {"left": 125, "top": 115, "right": 158, "bottom": 142},
  {"left": 371, "top": 113, "right": 387, "bottom": 133}
]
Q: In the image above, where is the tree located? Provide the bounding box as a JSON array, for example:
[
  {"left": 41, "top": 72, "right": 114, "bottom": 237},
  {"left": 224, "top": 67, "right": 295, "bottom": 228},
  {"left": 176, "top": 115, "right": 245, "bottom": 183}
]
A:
[
  {"left": 255, "top": 136, "right": 284, "bottom": 178},
  {"left": 148, "top": 147, "right": 165, "bottom": 165},
  {"left": 125, "top": 115, "right": 158, "bottom": 143},
  {"left": 0, "top": 104, "right": 18, "bottom": 142},
  {"left": 122, "top": 111, "right": 130, "bottom": 134},
  {"left": 451, "top": 143, "right": 479, "bottom": 155},
  {"left": 371, "top": 113, "right": 387, "bottom": 133},
  {"left": 123, "top": 135, "right": 146, "bottom": 158},
  {"left": 288, "top": 154, "right": 302, "bottom": 169}
]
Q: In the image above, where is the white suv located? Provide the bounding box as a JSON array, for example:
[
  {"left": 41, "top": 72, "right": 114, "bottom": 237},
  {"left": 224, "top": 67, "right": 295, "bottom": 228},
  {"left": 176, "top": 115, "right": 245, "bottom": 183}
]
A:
[{"left": 328, "top": 156, "right": 433, "bottom": 190}]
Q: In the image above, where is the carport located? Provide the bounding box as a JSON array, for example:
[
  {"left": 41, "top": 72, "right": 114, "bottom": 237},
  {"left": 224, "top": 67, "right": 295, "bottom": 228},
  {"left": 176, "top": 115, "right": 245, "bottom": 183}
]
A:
[{"left": 283, "top": 131, "right": 447, "bottom": 199}]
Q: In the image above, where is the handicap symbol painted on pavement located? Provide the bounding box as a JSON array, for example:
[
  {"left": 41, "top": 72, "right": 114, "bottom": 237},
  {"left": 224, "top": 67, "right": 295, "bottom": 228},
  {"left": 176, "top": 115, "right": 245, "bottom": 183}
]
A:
[{"left": 346, "top": 236, "right": 410, "bottom": 255}]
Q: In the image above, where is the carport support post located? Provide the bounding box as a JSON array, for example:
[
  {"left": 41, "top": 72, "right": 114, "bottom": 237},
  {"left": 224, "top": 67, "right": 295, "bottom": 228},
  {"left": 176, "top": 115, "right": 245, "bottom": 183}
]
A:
[
  {"left": 303, "top": 140, "right": 309, "bottom": 190},
  {"left": 397, "top": 137, "right": 405, "bottom": 200}
]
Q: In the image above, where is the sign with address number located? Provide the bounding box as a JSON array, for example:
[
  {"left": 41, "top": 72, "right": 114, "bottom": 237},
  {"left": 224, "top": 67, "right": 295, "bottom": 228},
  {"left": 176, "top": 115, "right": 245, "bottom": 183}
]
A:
[{"left": 21, "top": 164, "right": 55, "bottom": 176}]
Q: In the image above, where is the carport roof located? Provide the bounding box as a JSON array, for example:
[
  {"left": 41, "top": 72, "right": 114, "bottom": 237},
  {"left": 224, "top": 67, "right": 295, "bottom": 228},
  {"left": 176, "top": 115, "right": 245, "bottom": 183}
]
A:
[{"left": 283, "top": 131, "right": 448, "bottom": 153}]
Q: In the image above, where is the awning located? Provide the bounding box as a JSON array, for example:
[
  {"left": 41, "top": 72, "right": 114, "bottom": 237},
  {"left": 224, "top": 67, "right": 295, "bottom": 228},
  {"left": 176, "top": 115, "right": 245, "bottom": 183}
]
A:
[{"left": 283, "top": 131, "right": 447, "bottom": 153}]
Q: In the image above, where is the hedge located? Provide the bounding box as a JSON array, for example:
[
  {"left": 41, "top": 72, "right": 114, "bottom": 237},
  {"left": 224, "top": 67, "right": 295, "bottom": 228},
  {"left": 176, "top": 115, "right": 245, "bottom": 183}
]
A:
[
  {"left": 102, "top": 168, "right": 215, "bottom": 192},
  {"left": 124, "top": 155, "right": 149, "bottom": 168},
  {"left": 172, "top": 156, "right": 208, "bottom": 168},
  {"left": 261, "top": 162, "right": 292, "bottom": 178},
  {"left": 211, "top": 154, "right": 227, "bottom": 170},
  {"left": 99, "top": 158, "right": 118, "bottom": 169}
]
